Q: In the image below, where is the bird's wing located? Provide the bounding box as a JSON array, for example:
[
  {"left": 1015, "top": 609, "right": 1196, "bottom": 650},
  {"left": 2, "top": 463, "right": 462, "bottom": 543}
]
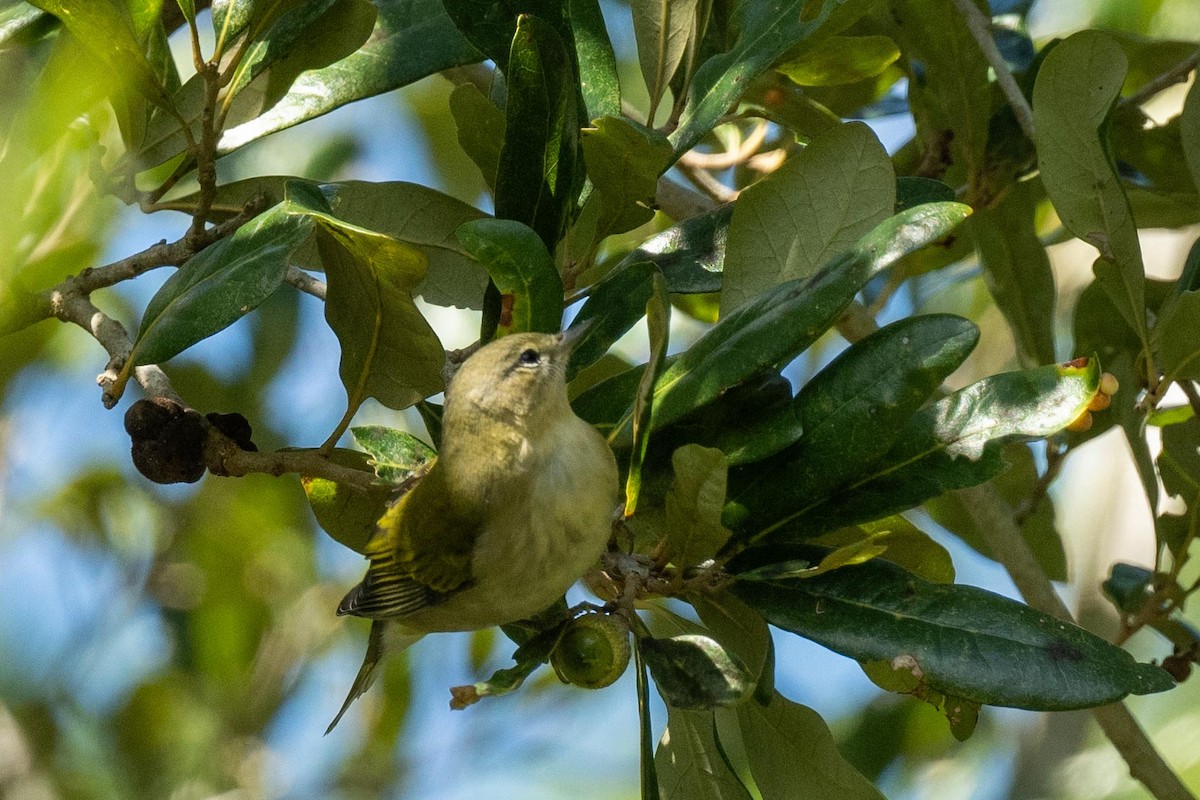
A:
[{"left": 337, "top": 466, "right": 481, "bottom": 619}]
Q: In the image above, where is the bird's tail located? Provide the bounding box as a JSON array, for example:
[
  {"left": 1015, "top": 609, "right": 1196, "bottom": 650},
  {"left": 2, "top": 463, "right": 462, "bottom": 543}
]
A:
[{"left": 325, "top": 621, "right": 421, "bottom": 734}]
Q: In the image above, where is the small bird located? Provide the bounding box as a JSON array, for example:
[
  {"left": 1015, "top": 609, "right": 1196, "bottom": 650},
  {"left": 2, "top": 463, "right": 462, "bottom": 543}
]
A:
[{"left": 326, "top": 328, "right": 620, "bottom": 732}]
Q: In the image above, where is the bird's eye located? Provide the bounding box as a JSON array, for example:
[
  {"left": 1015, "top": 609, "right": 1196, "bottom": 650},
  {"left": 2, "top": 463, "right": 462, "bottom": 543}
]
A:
[{"left": 518, "top": 348, "right": 541, "bottom": 366}]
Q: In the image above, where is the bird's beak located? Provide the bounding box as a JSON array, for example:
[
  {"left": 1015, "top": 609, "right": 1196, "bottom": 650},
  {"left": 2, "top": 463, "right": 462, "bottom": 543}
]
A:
[{"left": 559, "top": 318, "right": 595, "bottom": 354}]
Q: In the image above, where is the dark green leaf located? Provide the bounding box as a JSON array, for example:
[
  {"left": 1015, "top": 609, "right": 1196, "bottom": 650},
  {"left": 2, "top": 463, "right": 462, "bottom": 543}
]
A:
[
  {"left": 736, "top": 692, "right": 885, "bottom": 800},
  {"left": 494, "top": 14, "right": 579, "bottom": 250},
  {"left": 567, "top": 261, "right": 658, "bottom": 379},
  {"left": 637, "top": 644, "right": 662, "bottom": 800},
  {"left": 1034, "top": 30, "right": 1148, "bottom": 348},
  {"left": 455, "top": 218, "right": 564, "bottom": 334},
  {"left": 624, "top": 272, "right": 671, "bottom": 515},
  {"left": 671, "top": 0, "right": 842, "bottom": 157},
  {"left": 570, "top": 0, "right": 620, "bottom": 120},
  {"left": 619, "top": 205, "right": 732, "bottom": 294},
  {"left": 301, "top": 449, "right": 389, "bottom": 554},
  {"left": 722, "top": 314, "right": 978, "bottom": 469},
  {"left": 450, "top": 626, "right": 559, "bottom": 707},
  {"left": 653, "top": 202, "right": 972, "bottom": 431},
  {"left": 0, "top": 4, "right": 53, "bottom": 49},
  {"left": 721, "top": 121, "right": 894, "bottom": 313},
  {"left": 642, "top": 634, "right": 752, "bottom": 711},
  {"left": 350, "top": 425, "right": 435, "bottom": 485},
  {"left": 970, "top": 179, "right": 1057, "bottom": 367},
  {"left": 216, "top": 0, "right": 482, "bottom": 154},
  {"left": 732, "top": 547, "right": 1175, "bottom": 709},
  {"left": 1155, "top": 288, "right": 1200, "bottom": 383},
  {"left": 733, "top": 358, "right": 1101, "bottom": 540},
  {"left": 1102, "top": 562, "right": 1154, "bottom": 615},
  {"left": 127, "top": 202, "right": 314, "bottom": 370},
  {"left": 895, "top": 176, "right": 955, "bottom": 212}
]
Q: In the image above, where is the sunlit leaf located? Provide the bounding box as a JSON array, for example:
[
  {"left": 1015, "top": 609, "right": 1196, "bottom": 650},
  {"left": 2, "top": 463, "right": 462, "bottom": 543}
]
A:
[
  {"left": 642, "top": 634, "right": 752, "bottom": 711},
  {"left": 776, "top": 35, "right": 900, "bottom": 86},
  {"left": 1034, "top": 30, "right": 1147, "bottom": 348},
  {"left": 301, "top": 448, "right": 389, "bottom": 554},
  {"left": 664, "top": 444, "right": 729, "bottom": 569},
  {"left": 721, "top": 121, "right": 894, "bottom": 313},
  {"left": 624, "top": 272, "right": 670, "bottom": 515}
]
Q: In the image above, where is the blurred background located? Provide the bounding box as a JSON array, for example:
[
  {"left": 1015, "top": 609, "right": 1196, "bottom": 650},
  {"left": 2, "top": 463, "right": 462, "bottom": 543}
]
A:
[{"left": 2, "top": 0, "right": 1200, "bottom": 798}]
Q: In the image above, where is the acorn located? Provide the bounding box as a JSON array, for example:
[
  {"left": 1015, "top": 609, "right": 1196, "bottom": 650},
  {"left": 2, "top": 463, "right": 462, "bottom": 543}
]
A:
[{"left": 551, "top": 613, "right": 631, "bottom": 689}]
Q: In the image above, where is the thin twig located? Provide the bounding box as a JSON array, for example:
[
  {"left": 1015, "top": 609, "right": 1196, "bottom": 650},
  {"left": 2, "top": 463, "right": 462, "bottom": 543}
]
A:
[
  {"left": 677, "top": 161, "right": 737, "bottom": 203},
  {"left": 950, "top": 0, "right": 1036, "bottom": 141},
  {"left": 678, "top": 120, "right": 770, "bottom": 170},
  {"left": 285, "top": 266, "right": 327, "bottom": 300},
  {"left": 1179, "top": 380, "right": 1200, "bottom": 422},
  {"left": 1122, "top": 47, "right": 1200, "bottom": 109}
]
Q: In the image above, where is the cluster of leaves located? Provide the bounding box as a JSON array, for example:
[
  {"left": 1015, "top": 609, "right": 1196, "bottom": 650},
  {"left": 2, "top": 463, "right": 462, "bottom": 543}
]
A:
[{"left": 4, "top": 0, "right": 1200, "bottom": 797}]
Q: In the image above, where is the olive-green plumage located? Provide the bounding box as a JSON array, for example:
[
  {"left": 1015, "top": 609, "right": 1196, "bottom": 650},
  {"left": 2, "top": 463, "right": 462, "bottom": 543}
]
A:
[{"left": 327, "top": 329, "right": 619, "bottom": 732}]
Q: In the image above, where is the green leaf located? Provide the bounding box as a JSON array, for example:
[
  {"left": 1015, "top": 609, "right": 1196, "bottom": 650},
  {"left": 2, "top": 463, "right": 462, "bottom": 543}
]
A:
[
  {"left": 816, "top": 516, "right": 955, "bottom": 584},
  {"left": 732, "top": 547, "right": 1175, "bottom": 709},
  {"left": 301, "top": 449, "right": 389, "bottom": 554},
  {"left": 734, "top": 357, "right": 1101, "bottom": 541},
  {"left": 664, "top": 445, "right": 730, "bottom": 569},
  {"left": 888, "top": 0, "right": 990, "bottom": 192},
  {"left": 1102, "top": 562, "right": 1154, "bottom": 615},
  {"left": 637, "top": 643, "right": 662, "bottom": 800},
  {"left": 176, "top": 178, "right": 489, "bottom": 309},
  {"left": 450, "top": 626, "right": 559, "bottom": 708},
  {"left": 726, "top": 315, "right": 977, "bottom": 534},
  {"left": 127, "top": 202, "right": 314, "bottom": 370},
  {"left": 1074, "top": 278, "right": 1159, "bottom": 506},
  {"left": 776, "top": 34, "right": 899, "bottom": 87},
  {"left": 894, "top": 176, "right": 955, "bottom": 212},
  {"left": 29, "top": 0, "right": 173, "bottom": 109},
  {"left": 350, "top": 425, "right": 435, "bottom": 484},
  {"left": 1034, "top": 30, "right": 1148, "bottom": 348},
  {"left": 449, "top": 82, "right": 505, "bottom": 192},
  {"left": 859, "top": 660, "right": 980, "bottom": 741},
  {"left": 567, "top": 261, "right": 658, "bottom": 379},
  {"left": 671, "top": 0, "right": 842, "bottom": 157},
  {"left": 455, "top": 218, "right": 564, "bottom": 334},
  {"left": 570, "top": 0, "right": 620, "bottom": 120},
  {"left": 303, "top": 191, "right": 446, "bottom": 415},
  {"left": 618, "top": 204, "right": 732, "bottom": 294},
  {"left": 624, "top": 272, "right": 671, "bottom": 515},
  {"left": 217, "top": 0, "right": 482, "bottom": 153},
  {"left": 1180, "top": 65, "right": 1200, "bottom": 194},
  {"left": 495, "top": 14, "right": 579, "bottom": 250},
  {"left": 970, "top": 179, "right": 1057, "bottom": 367},
  {"left": 721, "top": 121, "right": 894, "bottom": 313},
  {"left": 630, "top": 0, "right": 699, "bottom": 120},
  {"left": 642, "top": 634, "right": 752, "bottom": 711},
  {"left": 653, "top": 202, "right": 972, "bottom": 432},
  {"left": 722, "top": 314, "right": 978, "bottom": 469},
  {"left": 1155, "top": 288, "right": 1200, "bottom": 383},
  {"left": 656, "top": 708, "right": 752, "bottom": 800},
  {"left": 736, "top": 692, "right": 885, "bottom": 800},
  {"left": 1158, "top": 420, "right": 1200, "bottom": 562},
  {"left": 925, "top": 443, "right": 1067, "bottom": 581},
  {"left": 690, "top": 592, "right": 773, "bottom": 702},
  {"left": 580, "top": 115, "right": 673, "bottom": 238}
]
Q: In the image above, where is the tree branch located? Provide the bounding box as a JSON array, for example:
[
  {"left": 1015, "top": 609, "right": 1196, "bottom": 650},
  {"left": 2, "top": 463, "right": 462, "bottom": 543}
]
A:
[
  {"left": 950, "top": 0, "right": 1036, "bottom": 141},
  {"left": 956, "top": 482, "right": 1195, "bottom": 800},
  {"left": 1122, "top": 47, "right": 1200, "bottom": 109}
]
